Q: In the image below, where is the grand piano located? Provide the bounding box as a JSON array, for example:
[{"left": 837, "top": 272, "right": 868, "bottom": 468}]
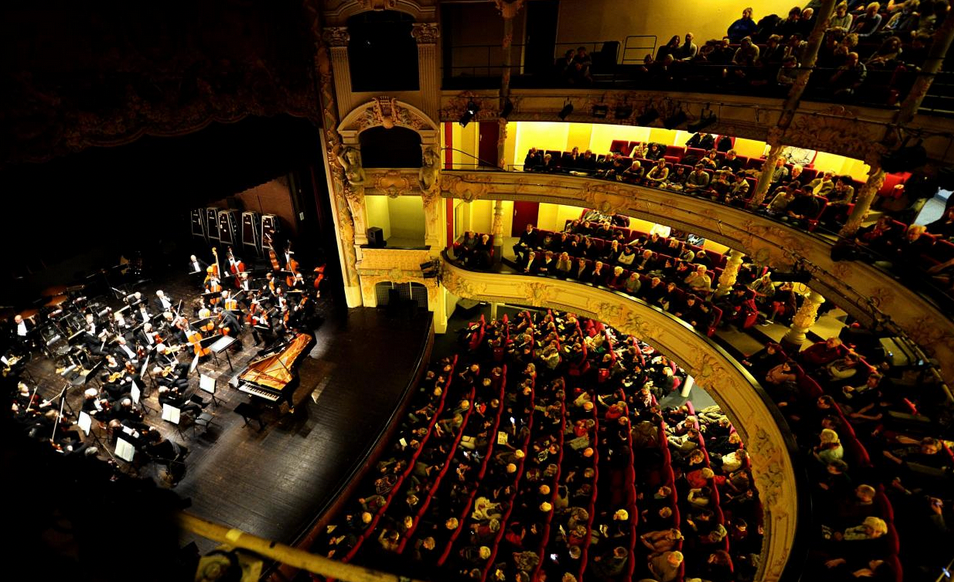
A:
[{"left": 236, "top": 333, "right": 314, "bottom": 412}]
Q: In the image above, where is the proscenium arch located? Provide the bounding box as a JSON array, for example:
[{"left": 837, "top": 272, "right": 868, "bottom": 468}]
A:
[
  {"left": 439, "top": 169, "right": 954, "bottom": 386},
  {"left": 440, "top": 259, "right": 806, "bottom": 582}
]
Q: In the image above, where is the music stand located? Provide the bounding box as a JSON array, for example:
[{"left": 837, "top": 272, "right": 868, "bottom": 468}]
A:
[
  {"left": 208, "top": 335, "right": 237, "bottom": 371},
  {"left": 115, "top": 438, "right": 136, "bottom": 463},
  {"left": 85, "top": 359, "right": 106, "bottom": 386},
  {"left": 189, "top": 353, "right": 200, "bottom": 375},
  {"left": 78, "top": 411, "right": 93, "bottom": 437},
  {"left": 199, "top": 374, "right": 220, "bottom": 407},
  {"left": 162, "top": 404, "right": 185, "bottom": 439}
]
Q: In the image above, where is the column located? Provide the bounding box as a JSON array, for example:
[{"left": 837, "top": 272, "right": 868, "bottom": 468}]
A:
[
  {"left": 422, "top": 187, "right": 444, "bottom": 256},
  {"left": 411, "top": 23, "right": 440, "bottom": 122},
  {"left": 323, "top": 27, "right": 353, "bottom": 119},
  {"left": 344, "top": 184, "right": 369, "bottom": 246},
  {"left": 433, "top": 286, "right": 448, "bottom": 334},
  {"left": 492, "top": 200, "right": 504, "bottom": 268},
  {"left": 714, "top": 250, "right": 745, "bottom": 298},
  {"left": 497, "top": 0, "right": 524, "bottom": 170},
  {"left": 490, "top": 302, "right": 498, "bottom": 321},
  {"left": 748, "top": 140, "right": 784, "bottom": 209},
  {"left": 839, "top": 163, "right": 886, "bottom": 237},
  {"left": 782, "top": 289, "right": 826, "bottom": 348}
]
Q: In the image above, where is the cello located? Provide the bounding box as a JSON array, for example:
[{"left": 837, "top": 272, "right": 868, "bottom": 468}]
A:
[
  {"left": 265, "top": 233, "right": 281, "bottom": 271},
  {"left": 186, "top": 329, "right": 211, "bottom": 358},
  {"left": 286, "top": 257, "right": 301, "bottom": 288}
]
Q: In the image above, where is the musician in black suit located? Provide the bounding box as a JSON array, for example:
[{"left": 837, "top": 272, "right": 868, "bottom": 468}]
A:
[
  {"left": 154, "top": 290, "right": 175, "bottom": 312},
  {"left": 156, "top": 345, "right": 190, "bottom": 379},
  {"left": 10, "top": 315, "right": 35, "bottom": 352},
  {"left": 513, "top": 224, "right": 536, "bottom": 264},
  {"left": 250, "top": 311, "right": 278, "bottom": 346}
]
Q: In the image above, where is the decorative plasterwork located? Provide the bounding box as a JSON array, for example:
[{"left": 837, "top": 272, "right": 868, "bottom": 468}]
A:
[
  {"left": 439, "top": 170, "right": 954, "bottom": 386},
  {"left": 322, "top": 26, "right": 351, "bottom": 47},
  {"left": 438, "top": 92, "right": 499, "bottom": 125},
  {"left": 322, "top": 0, "right": 437, "bottom": 24},
  {"left": 410, "top": 22, "right": 440, "bottom": 44},
  {"left": 364, "top": 168, "right": 419, "bottom": 197},
  {"left": 357, "top": 248, "right": 438, "bottom": 307},
  {"left": 441, "top": 260, "right": 797, "bottom": 582},
  {"left": 338, "top": 97, "right": 439, "bottom": 144}
]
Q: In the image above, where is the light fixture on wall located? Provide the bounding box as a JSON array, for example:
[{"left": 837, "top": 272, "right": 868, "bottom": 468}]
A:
[
  {"left": 591, "top": 104, "right": 609, "bottom": 119},
  {"left": 500, "top": 98, "right": 514, "bottom": 120},
  {"left": 459, "top": 101, "right": 479, "bottom": 127},
  {"left": 558, "top": 100, "right": 574, "bottom": 120}
]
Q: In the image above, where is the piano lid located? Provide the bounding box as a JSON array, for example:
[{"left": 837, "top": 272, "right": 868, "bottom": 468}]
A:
[{"left": 238, "top": 333, "right": 312, "bottom": 391}]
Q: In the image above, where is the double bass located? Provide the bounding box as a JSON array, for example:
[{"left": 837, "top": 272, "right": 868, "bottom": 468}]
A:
[{"left": 265, "top": 233, "right": 281, "bottom": 271}]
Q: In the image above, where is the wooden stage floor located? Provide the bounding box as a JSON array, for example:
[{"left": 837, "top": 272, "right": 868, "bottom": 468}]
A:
[{"left": 174, "top": 306, "right": 434, "bottom": 553}]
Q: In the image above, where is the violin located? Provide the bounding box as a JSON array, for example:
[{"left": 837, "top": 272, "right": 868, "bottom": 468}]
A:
[{"left": 313, "top": 265, "right": 325, "bottom": 291}]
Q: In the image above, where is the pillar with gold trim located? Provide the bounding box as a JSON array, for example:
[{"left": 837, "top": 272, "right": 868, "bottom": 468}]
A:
[{"left": 782, "top": 289, "right": 826, "bottom": 348}]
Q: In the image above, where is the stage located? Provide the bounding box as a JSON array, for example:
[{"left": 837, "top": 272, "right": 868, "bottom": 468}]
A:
[{"left": 172, "top": 306, "right": 434, "bottom": 553}]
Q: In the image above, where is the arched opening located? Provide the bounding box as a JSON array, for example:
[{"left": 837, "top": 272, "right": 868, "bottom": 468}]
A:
[
  {"left": 347, "top": 11, "right": 419, "bottom": 92},
  {"left": 374, "top": 281, "right": 428, "bottom": 308},
  {"left": 359, "top": 126, "right": 423, "bottom": 168}
]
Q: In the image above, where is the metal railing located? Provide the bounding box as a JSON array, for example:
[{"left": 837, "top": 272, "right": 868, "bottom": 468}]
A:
[{"left": 621, "top": 34, "right": 658, "bottom": 64}]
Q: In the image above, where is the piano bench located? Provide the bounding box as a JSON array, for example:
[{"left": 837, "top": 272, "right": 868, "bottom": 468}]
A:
[{"left": 234, "top": 402, "right": 265, "bottom": 432}]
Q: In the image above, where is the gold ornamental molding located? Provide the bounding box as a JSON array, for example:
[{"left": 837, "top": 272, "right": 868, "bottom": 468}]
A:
[
  {"left": 365, "top": 168, "right": 420, "bottom": 197},
  {"left": 338, "top": 97, "right": 439, "bottom": 146},
  {"left": 441, "top": 260, "right": 798, "bottom": 582},
  {"left": 357, "top": 248, "right": 437, "bottom": 308},
  {"left": 439, "top": 170, "right": 954, "bottom": 385},
  {"left": 321, "top": 0, "right": 437, "bottom": 25},
  {"left": 439, "top": 89, "right": 954, "bottom": 165}
]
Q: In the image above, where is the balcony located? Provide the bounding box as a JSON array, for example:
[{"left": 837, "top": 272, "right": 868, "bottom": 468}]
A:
[{"left": 438, "top": 168, "right": 954, "bottom": 386}]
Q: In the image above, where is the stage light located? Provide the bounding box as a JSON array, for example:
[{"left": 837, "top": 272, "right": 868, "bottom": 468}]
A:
[
  {"left": 500, "top": 98, "right": 514, "bottom": 119},
  {"left": 687, "top": 111, "right": 717, "bottom": 133},
  {"left": 636, "top": 107, "right": 659, "bottom": 126},
  {"left": 614, "top": 104, "right": 633, "bottom": 120},
  {"left": 558, "top": 101, "right": 574, "bottom": 120},
  {"left": 591, "top": 104, "right": 609, "bottom": 119},
  {"left": 663, "top": 110, "right": 688, "bottom": 130},
  {"left": 459, "top": 101, "right": 479, "bottom": 127}
]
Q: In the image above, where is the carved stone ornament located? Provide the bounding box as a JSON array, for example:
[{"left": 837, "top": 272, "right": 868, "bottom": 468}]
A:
[
  {"left": 784, "top": 106, "right": 879, "bottom": 161},
  {"left": 372, "top": 169, "right": 415, "bottom": 198},
  {"left": 439, "top": 92, "right": 492, "bottom": 124},
  {"left": 345, "top": 97, "right": 436, "bottom": 133},
  {"left": 441, "top": 173, "right": 492, "bottom": 203},
  {"left": 411, "top": 22, "right": 440, "bottom": 44},
  {"left": 358, "top": 0, "right": 397, "bottom": 10},
  {"left": 494, "top": 0, "right": 526, "bottom": 19},
  {"left": 323, "top": 26, "right": 351, "bottom": 47},
  {"left": 419, "top": 146, "right": 441, "bottom": 193}
]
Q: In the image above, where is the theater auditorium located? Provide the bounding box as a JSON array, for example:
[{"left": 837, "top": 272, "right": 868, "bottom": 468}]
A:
[{"left": 3, "top": 1, "right": 953, "bottom": 581}]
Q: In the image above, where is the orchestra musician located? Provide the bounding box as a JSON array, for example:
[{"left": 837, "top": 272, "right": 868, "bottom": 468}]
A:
[
  {"left": 154, "top": 290, "right": 175, "bottom": 312},
  {"left": 10, "top": 315, "right": 35, "bottom": 351},
  {"left": 137, "top": 301, "right": 152, "bottom": 324},
  {"left": 188, "top": 254, "right": 208, "bottom": 287}
]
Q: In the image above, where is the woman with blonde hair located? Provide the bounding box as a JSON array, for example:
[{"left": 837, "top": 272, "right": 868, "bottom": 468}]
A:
[{"left": 813, "top": 428, "right": 844, "bottom": 464}]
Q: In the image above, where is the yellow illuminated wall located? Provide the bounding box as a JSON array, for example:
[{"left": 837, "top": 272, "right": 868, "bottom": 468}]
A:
[
  {"left": 555, "top": 0, "right": 796, "bottom": 56},
  {"left": 508, "top": 121, "right": 873, "bottom": 181}
]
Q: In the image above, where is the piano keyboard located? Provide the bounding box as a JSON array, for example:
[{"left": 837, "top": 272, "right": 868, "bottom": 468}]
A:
[{"left": 238, "top": 382, "right": 280, "bottom": 402}]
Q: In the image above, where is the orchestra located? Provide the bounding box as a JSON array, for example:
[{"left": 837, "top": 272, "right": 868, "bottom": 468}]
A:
[{"left": 4, "top": 234, "right": 325, "bottom": 486}]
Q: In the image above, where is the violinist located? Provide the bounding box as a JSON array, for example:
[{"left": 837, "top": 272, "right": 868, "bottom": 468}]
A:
[
  {"left": 137, "top": 301, "right": 152, "bottom": 324},
  {"left": 136, "top": 322, "right": 160, "bottom": 353},
  {"left": 237, "top": 271, "right": 252, "bottom": 294},
  {"left": 154, "top": 290, "right": 174, "bottom": 312},
  {"left": 156, "top": 344, "right": 189, "bottom": 377},
  {"left": 113, "top": 336, "right": 139, "bottom": 363}
]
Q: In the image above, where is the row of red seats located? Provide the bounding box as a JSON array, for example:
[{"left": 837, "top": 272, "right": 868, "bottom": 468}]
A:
[{"left": 764, "top": 343, "right": 903, "bottom": 582}]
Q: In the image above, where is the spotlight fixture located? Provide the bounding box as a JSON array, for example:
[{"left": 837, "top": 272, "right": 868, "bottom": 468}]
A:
[
  {"left": 687, "top": 110, "right": 717, "bottom": 133},
  {"left": 500, "top": 98, "right": 514, "bottom": 120},
  {"left": 459, "top": 101, "right": 479, "bottom": 127},
  {"left": 558, "top": 100, "right": 574, "bottom": 120},
  {"left": 663, "top": 109, "right": 688, "bottom": 130},
  {"left": 591, "top": 104, "right": 609, "bottom": 119},
  {"left": 614, "top": 104, "right": 633, "bottom": 120},
  {"left": 635, "top": 107, "right": 659, "bottom": 126}
]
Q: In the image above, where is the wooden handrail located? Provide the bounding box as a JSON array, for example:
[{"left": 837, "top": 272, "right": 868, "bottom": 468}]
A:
[{"left": 177, "top": 512, "right": 427, "bottom": 582}]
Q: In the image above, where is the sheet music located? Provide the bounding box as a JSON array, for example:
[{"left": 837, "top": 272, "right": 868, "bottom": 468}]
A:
[
  {"left": 210, "top": 335, "right": 236, "bottom": 353},
  {"left": 189, "top": 353, "right": 200, "bottom": 374},
  {"left": 162, "top": 404, "right": 181, "bottom": 425},
  {"left": 199, "top": 374, "right": 216, "bottom": 394},
  {"left": 130, "top": 382, "right": 141, "bottom": 405},
  {"left": 78, "top": 411, "right": 92, "bottom": 436},
  {"left": 115, "top": 438, "right": 136, "bottom": 463}
]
